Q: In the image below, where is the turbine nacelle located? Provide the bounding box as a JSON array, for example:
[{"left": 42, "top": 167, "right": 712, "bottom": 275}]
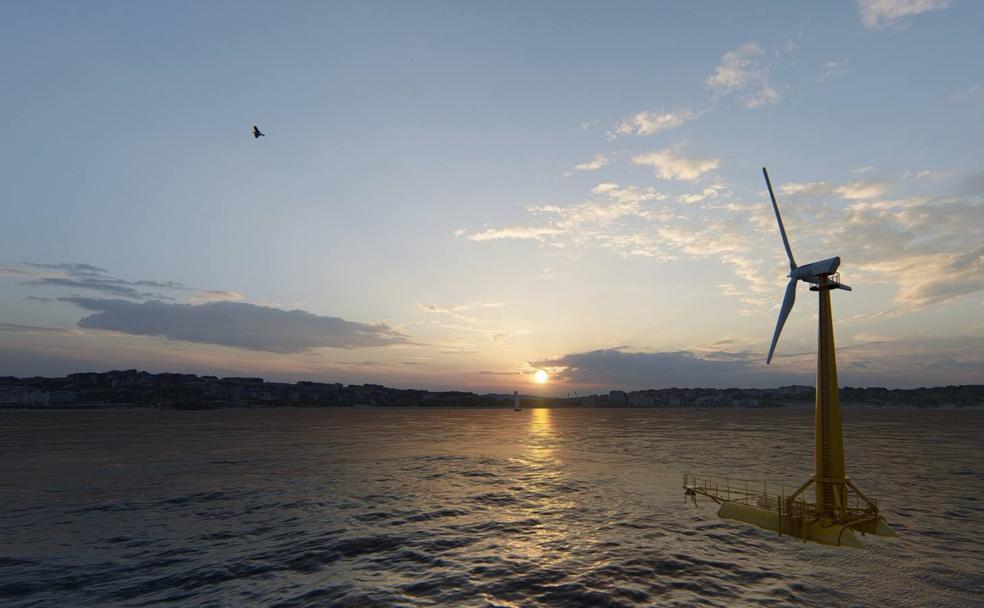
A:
[
  {"left": 763, "top": 168, "right": 851, "bottom": 364},
  {"left": 792, "top": 256, "right": 846, "bottom": 285}
]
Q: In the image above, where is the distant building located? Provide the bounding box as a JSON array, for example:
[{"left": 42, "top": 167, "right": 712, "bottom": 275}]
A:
[
  {"left": 778, "top": 385, "right": 813, "bottom": 396},
  {"left": 0, "top": 389, "right": 76, "bottom": 406},
  {"left": 628, "top": 391, "right": 656, "bottom": 407}
]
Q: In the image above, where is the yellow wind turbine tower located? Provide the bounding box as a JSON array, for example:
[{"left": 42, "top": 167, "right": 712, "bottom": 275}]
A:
[{"left": 683, "top": 167, "right": 897, "bottom": 548}]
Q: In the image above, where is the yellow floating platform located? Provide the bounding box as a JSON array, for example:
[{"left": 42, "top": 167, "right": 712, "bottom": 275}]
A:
[
  {"left": 717, "top": 501, "right": 895, "bottom": 548},
  {"left": 684, "top": 474, "right": 896, "bottom": 548}
]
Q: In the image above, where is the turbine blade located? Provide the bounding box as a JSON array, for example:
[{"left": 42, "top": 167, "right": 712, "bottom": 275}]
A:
[
  {"left": 766, "top": 278, "right": 797, "bottom": 364},
  {"left": 763, "top": 167, "right": 797, "bottom": 271}
]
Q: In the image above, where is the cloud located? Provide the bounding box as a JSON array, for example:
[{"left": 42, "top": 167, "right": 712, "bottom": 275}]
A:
[
  {"left": 563, "top": 153, "right": 609, "bottom": 176},
  {"left": 575, "top": 154, "right": 609, "bottom": 171},
  {"left": 783, "top": 179, "right": 984, "bottom": 311},
  {"left": 632, "top": 149, "right": 720, "bottom": 181},
  {"left": 961, "top": 170, "right": 984, "bottom": 196},
  {"left": 610, "top": 109, "right": 699, "bottom": 138},
  {"left": 59, "top": 297, "right": 409, "bottom": 353},
  {"left": 459, "top": 181, "right": 681, "bottom": 258},
  {"left": 915, "top": 169, "right": 950, "bottom": 180},
  {"left": 191, "top": 290, "right": 244, "bottom": 303},
  {"left": 820, "top": 59, "right": 848, "bottom": 82},
  {"left": 6, "top": 262, "right": 189, "bottom": 300},
  {"left": 780, "top": 179, "right": 891, "bottom": 200},
  {"left": 417, "top": 303, "right": 515, "bottom": 348},
  {"left": 858, "top": 247, "right": 984, "bottom": 309},
  {"left": 24, "top": 262, "right": 108, "bottom": 275},
  {"left": 531, "top": 347, "right": 790, "bottom": 389},
  {"left": 705, "top": 43, "right": 780, "bottom": 109},
  {"left": 533, "top": 333, "right": 984, "bottom": 389},
  {"left": 951, "top": 84, "right": 983, "bottom": 103},
  {"left": 460, "top": 176, "right": 766, "bottom": 273},
  {"left": 1, "top": 267, "right": 45, "bottom": 277},
  {"left": 462, "top": 169, "right": 984, "bottom": 317},
  {"left": 852, "top": 333, "right": 900, "bottom": 343},
  {"left": 852, "top": 165, "right": 878, "bottom": 174},
  {"left": 857, "top": 0, "right": 951, "bottom": 30},
  {"left": 458, "top": 181, "right": 671, "bottom": 252},
  {"left": 418, "top": 302, "right": 503, "bottom": 325},
  {"left": 0, "top": 323, "right": 70, "bottom": 335},
  {"left": 679, "top": 181, "right": 729, "bottom": 204},
  {"left": 464, "top": 226, "right": 563, "bottom": 242},
  {"left": 832, "top": 181, "right": 892, "bottom": 200},
  {"left": 30, "top": 277, "right": 184, "bottom": 300}
]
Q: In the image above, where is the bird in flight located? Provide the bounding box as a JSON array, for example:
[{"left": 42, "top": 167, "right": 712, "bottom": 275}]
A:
[{"left": 252, "top": 125, "right": 265, "bottom": 139}]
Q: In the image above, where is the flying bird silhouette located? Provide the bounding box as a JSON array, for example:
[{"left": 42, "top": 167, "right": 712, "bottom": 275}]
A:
[{"left": 252, "top": 125, "right": 265, "bottom": 139}]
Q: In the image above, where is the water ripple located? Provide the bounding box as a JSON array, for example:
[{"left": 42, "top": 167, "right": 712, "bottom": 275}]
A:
[{"left": 0, "top": 408, "right": 982, "bottom": 606}]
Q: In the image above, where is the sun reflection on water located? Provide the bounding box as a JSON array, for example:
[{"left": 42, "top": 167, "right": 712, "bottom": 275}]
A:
[
  {"left": 527, "top": 407, "right": 555, "bottom": 457},
  {"left": 505, "top": 406, "right": 585, "bottom": 567}
]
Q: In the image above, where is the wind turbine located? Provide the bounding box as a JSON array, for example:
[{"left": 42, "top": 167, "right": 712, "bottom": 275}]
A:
[
  {"left": 763, "top": 166, "right": 850, "bottom": 366},
  {"left": 682, "top": 168, "right": 896, "bottom": 547}
]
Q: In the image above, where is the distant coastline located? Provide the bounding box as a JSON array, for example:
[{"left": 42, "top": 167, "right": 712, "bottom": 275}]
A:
[{"left": 2, "top": 370, "right": 982, "bottom": 410}]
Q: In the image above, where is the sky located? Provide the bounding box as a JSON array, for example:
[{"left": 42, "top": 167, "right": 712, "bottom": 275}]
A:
[{"left": 2, "top": 1, "right": 983, "bottom": 394}]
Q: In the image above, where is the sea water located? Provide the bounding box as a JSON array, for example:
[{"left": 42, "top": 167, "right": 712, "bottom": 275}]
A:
[{"left": 1, "top": 407, "right": 982, "bottom": 607}]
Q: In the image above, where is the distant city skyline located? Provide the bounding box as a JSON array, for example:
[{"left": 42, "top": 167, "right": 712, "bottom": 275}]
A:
[{"left": 2, "top": 1, "right": 982, "bottom": 393}]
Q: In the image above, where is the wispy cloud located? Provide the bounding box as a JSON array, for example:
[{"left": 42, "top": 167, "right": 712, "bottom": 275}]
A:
[
  {"left": 678, "top": 181, "right": 729, "bottom": 204},
  {"left": 457, "top": 182, "right": 676, "bottom": 258},
  {"left": 0, "top": 267, "right": 38, "bottom": 277},
  {"left": 416, "top": 302, "right": 514, "bottom": 349},
  {"left": 705, "top": 42, "right": 779, "bottom": 109},
  {"left": 914, "top": 169, "right": 950, "bottom": 180},
  {"left": 562, "top": 153, "right": 609, "bottom": 176},
  {"left": 819, "top": 59, "right": 848, "bottom": 82},
  {"left": 856, "top": 247, "right": 984, "bottom": 309},
  {"left": 951, "top": 84, "right": 983, "bottom": 103},
  {"left": 24, "top": 262, "right": 108, "bottom": 275},
  {"left": 858, "top": 0, "right": 951, "bottom": 30},
  {"left": 0, "top": 323, "right": 71, "bottom": 335},
  {"left": 462, "top": 169, "right": 984, "bottom": 321},
  {"left": 60, "top": 297, "right": 410, "bottom": 353},
  {"left": 5, "top": 262, "right": 189, "bottom": 301},
  {"left": 575, "top": 154, "right": 609, "bottom": 171},
  {"left": 190, "top": 290, "right": 245, "bottom": 304},
  {"left": 418, "top": 302, "right": 503, "bottom": 325},
  {"left": 462, "top": 226, "right": 563, "bottom": 242},
  {"left": 777, "top": 176, "right": 984, "bottom": 311},
  {"left": 852, "top": 332, "right": 900, "bottom": 343},
  {"left": 780, "top": 179, "right": 891, "bottom": 200},
  {"left": 609, "top": 109, "right": 699, "bottom": 139},
  {"left": 631, "top": 148, "right": 720, "bottom": 181}
]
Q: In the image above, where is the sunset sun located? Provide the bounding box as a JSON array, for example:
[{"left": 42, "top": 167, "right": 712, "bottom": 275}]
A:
[{"left": 533, "top": 370, "right": 549, "bottom": 384}]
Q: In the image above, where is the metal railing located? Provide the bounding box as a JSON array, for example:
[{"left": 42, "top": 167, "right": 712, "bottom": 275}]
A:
[{"left": 683, "top": 472, "right": 878, "bottom": 516}]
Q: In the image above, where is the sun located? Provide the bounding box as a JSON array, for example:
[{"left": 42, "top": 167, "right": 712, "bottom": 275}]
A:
[{"left": 533, "top": 369, "right": 549, "bottom": 384}]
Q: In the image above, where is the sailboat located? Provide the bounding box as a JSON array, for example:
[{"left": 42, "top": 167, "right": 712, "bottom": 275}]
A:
[{"left": 513, "top": 390, "right": 522, "bottom": 411}]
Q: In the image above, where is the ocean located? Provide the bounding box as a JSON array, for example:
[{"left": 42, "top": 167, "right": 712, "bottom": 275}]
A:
[{"left": 1, "top": 407, "right": 982, "bottom": 607}]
